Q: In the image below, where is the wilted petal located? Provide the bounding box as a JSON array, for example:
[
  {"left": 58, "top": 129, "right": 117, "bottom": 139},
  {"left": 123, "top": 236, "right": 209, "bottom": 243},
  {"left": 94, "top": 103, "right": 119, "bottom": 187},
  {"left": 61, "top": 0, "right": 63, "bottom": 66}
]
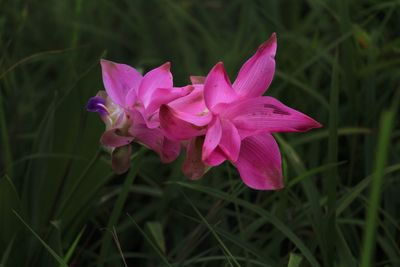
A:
[
  {"left": 138, "top": 62, "right": 173, "bottom": 107},
  {"left": 202, "top": 117, "right": 222, "bottom": 163},
  {"left": 101, "top": 59, "right": 142, "bottom": 107},
  {"left": 190, "top": 76, "right": 206, "bottom": 84},
  {"left": 111, "top": 145, "right": 132, "bottom": 175},
  {"left": 233, "top": 133, "right": 283, "bottom": 190},
  {"left": 182, "top": 137, "right": 207, "bottom": 180},
  {"left": 159, "top": 105, "right": 208, "bottom": 141},
  {"left": 100, "top": 128, "right": 134, "bottom": 148},
  {"left": 160, "top": 138, "right": 181, "bottom": 163},
  {"left": 131, "top": 124, "right": 180, "bottom": 163},
  {"left": 219, "top": 120, "right": 241, "bottom": 162},
  {"left": 204, "top": 62, "right": 238, "bottom": 112},
  {"left": 223, "top": 96, "right": 321, "bottom": 138},
  {"left": 233, "top": 33, "right": 277, "bottom": 98}
]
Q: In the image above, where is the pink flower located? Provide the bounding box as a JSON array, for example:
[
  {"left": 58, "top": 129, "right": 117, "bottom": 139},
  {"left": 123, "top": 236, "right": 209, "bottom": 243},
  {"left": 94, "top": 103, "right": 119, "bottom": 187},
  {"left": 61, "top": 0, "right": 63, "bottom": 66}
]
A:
[
  {"left": 160, "top": 33, "right": 321, "bottom": 190},
  {"left": 87, "top": 59, "right": 191, "bottom": 173}
]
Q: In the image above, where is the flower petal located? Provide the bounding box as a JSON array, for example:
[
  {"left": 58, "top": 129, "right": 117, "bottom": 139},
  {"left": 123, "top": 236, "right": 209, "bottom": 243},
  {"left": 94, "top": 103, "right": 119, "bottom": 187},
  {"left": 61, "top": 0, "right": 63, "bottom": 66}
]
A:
[
  {"left": 131, "top": 124, "right": 180, "bottom": 163},
  {"left": 203, "top": 147, "right": 226, "bottom": 166},
  {"left": 87, "top": 96, "right": 108, "bottom": 116},
  {"left": 219, "top": 120, "right": 241, "bottom": 162},
  {"left": 138, "top": 62, "right": 173, "bottom": 107},
  {"left": 233, "top": 133, "right": 283, "bottom": 190},
  {"left": 111, "top": 145, "right": 132, "bottom": 175},
  {"left": 202, "top": 117, "right": 223, "bottom": 164},
  {"left": 160, "top": 138, "right": 181, "bottom": 163},
  {"left": 101, "top": 59, "right": 142, "bottom": 107},
  {"left": 100, "top": 128, "right": 134, "bottom": 148},
  {"left": 159, "top": 105, "right": 206, "bottom": 141},
  {"left": 145, "top": 85, "right": 194, "bottom": 123},
  {"left": 190, "top": 76, "right": 206, "bottom": 84},
  {"left": 204, "top": 62, "right": 238, "bottom": 111},
  {"left": 168, "top": 85, "right": 207, "bottom": 115},
  {"left": 222, "top": 96, "right": 322, "bottom": 138},
  {"left": 182, "top": 137, "right": 207, "bottom": 180},
  {"left": 232, "top": 33, "right": 277, "bottom": 98}
]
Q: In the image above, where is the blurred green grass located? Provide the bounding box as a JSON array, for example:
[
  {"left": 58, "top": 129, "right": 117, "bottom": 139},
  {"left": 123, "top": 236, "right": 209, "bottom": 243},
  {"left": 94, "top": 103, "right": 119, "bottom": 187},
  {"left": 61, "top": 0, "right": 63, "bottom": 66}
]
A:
[{"left": 0, "top": 0, "right": 399, "bottom": 266}]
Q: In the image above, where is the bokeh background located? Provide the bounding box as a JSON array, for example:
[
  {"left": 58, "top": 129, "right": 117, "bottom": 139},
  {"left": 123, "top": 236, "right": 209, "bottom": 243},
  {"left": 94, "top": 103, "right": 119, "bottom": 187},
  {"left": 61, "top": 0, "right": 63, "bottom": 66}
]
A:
[{"left": 0, "top": 0, "right": 399, "bottom": 266}]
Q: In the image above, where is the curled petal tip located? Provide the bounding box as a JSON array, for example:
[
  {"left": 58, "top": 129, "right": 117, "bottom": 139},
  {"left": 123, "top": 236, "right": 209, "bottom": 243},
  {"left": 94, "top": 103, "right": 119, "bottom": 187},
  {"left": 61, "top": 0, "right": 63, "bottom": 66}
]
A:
[
  {"left": 160, "top": 61, "right": 171, "bottom": 70},
  {"left": 87, "top": 96, "right": 108, "bottom": 116}
]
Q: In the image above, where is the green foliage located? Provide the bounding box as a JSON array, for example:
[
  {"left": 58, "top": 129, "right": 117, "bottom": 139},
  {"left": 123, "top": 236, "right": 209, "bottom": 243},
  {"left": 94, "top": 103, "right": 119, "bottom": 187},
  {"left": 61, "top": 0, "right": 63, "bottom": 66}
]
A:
[{"left": 0, "top": 0, "right": 399, "bottom": 266}]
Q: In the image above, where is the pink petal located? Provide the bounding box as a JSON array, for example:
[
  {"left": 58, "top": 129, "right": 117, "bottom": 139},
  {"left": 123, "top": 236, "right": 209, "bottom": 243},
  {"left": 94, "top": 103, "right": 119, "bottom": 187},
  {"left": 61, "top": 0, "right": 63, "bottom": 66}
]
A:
[
  {"left": 111, "top": 145, "right": 132, "bottom": 174},
  {"left": 100, "top": 128, "right": 134, "bottom": 148},
  {"left": 138, "top": 62, "right": 173, "bottom": 107},
  {"left": 160, "top": 138, "right": 181, "bottom": 163},
  {"left": 145, "top": 85, "right": 194, "bottom": 119},
  {"left": 219, "top": 120, "right": 241, "bottom": 162},
  {"left": 202, "top": 117, "right": 223, "bottom": 164},
  {"left": 222, "top": 96, "right": 322, "bottom": 138},
  {"left": 101, "top": 59, "right": 142, "bottom": 107},
  {"left": 182, "top": 137, "right": 207, "bottom": 180},
  {"left": 168, "top": 85, "right": 207, "bottom": 115},
  {"left": 232, "top": 33, "right": 277, "bottom": 98},
  {"left": 190, "top": 76, "right": 206, "bottom": 84},
  {"left": 233, "top": 133, "right": 283, "bottom": 190},
  {"left": 159, "top": 105, "right": 207, "bottom": 141},
  {"left": 131, "top": 124, "right": 180, "bottom": 163},
  {"left": 203, "top": 62, "right": 238, "bottom": 112},
  {"left": 203, "top": 147, "right": 226, "bottom": 166}
]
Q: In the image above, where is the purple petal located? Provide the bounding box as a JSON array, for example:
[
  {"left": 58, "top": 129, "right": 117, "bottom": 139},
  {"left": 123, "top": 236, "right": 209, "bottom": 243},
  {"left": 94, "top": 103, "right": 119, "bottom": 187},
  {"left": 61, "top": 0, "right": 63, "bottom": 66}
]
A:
[
  {"left": 233, "top": 33, "right": 277, "bottom": 98},
  {"left": 87, "top": 96, "right": 108, "bottom": 116},
  {"left": 233, "top": 133, "right": 283, "bottom": 190}
]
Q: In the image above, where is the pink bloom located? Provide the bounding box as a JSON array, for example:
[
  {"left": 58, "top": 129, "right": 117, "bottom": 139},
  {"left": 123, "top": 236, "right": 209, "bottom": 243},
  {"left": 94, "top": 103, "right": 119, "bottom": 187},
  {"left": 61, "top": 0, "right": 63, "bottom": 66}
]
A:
[
  {"left": 87, "top": 59, "right": 191, "bottom": 173},
  {"left": 160, "top": 33, "right": 321, "bottom": 190}
]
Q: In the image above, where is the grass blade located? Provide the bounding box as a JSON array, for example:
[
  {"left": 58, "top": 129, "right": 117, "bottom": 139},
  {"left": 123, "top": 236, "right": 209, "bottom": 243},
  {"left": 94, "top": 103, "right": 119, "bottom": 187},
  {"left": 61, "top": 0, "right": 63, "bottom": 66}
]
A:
[
  {"left": 360, "top": 108, "right": 396, "bottom": 267},
  {"left": 182, "top": 191, "right": 241, "bottom": 267},
  {"left": 127, "top": 214, "right": 172, "bottom": 267},
  {"left": 172, "top": 182, "right": 320, "bottom": 267},
  {"left": 97, "top": 147, "right": 146, "bottom": 267},
  {"left": 324, "top": 53, "right": 339, "bottom": 265},
  {"left": 13, "top": 210, "right": 68, "bottom": 267}
]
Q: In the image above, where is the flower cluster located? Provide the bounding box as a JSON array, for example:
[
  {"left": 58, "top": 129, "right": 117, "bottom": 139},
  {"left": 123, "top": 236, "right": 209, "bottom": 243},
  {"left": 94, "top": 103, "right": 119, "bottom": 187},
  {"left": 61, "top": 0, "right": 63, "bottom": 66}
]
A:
[{"left": 87, "top": 33, "right": 321, "bottom": 190}]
